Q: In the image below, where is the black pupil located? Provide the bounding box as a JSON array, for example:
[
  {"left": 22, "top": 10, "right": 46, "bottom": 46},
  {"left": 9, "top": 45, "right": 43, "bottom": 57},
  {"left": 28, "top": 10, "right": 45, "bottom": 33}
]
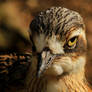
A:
[{"left": 70, "top": 37, "right": 76, "bottom": 42}]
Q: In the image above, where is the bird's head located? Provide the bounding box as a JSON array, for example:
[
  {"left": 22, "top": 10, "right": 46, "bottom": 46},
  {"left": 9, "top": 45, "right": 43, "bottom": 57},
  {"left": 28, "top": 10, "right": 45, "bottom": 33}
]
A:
[{"left": 29, "top": 7, "right": 87, "bottom": 78}]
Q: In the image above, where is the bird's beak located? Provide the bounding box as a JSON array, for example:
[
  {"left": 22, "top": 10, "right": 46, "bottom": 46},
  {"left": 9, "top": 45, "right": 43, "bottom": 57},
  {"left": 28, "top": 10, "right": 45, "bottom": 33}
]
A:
[{"left": 36, "top": 50, "right": 56, "bottom": 77}]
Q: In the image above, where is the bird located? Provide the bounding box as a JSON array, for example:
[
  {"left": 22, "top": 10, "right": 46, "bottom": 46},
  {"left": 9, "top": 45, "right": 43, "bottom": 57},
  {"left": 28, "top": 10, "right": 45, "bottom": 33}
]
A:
[
  {"left": 0, "top": 7, "right": 91, "bottom": 92},
  {"left": 26, "top": 7, "right": 91, "bottom": 92}
]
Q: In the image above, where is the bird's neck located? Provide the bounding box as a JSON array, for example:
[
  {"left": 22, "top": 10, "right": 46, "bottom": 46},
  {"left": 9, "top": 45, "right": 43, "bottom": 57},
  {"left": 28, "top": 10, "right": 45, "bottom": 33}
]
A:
[
  {"left": 4, "top": 66, "right": 90, "bottom": 92},
  {"left": 46, "top": 70, "right": 89, "bottom": 92},
  {"left": 25, "top": 64, "right": 90, "bottom": 92},
  {"left": 23, "top": 56, "right": 90, "bottom": 92}
]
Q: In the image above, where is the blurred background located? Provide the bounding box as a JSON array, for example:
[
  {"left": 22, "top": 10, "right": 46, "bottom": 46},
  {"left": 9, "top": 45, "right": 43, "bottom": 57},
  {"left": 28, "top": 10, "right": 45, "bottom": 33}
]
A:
[{"left": 0, "top": 0, "right": 92, "bottom": 85}]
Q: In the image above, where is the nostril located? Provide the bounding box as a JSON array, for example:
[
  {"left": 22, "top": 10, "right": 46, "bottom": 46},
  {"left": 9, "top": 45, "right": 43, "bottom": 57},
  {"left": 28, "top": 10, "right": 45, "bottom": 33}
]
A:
[{"left": 48, "top": 57, "right": 51, "bottom": 61}]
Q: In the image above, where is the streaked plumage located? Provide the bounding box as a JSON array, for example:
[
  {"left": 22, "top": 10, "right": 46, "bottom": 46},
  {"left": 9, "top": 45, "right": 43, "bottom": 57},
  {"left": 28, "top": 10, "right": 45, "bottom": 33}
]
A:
[{"left": 0, "top": 53, "right": 31, "bottom": 92}]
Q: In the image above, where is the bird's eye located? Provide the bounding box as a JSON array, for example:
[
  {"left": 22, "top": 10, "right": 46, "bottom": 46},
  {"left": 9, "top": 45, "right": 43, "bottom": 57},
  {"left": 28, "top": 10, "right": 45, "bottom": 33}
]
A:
[{"left": 67, "top": 37, "right": 78, "bottom": 48}]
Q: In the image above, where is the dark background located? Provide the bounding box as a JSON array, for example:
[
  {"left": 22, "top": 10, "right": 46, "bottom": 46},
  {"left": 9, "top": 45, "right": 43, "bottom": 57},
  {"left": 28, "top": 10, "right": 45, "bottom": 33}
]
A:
[{"left": 0, "top": 0, "right": 92, "bottom": 85}]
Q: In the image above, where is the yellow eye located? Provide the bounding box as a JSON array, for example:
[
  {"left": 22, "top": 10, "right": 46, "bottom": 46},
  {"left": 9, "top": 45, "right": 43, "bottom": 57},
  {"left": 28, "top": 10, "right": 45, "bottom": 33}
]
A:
[{"left": 68, "top": 37, "right": 77, "bottom": 47}]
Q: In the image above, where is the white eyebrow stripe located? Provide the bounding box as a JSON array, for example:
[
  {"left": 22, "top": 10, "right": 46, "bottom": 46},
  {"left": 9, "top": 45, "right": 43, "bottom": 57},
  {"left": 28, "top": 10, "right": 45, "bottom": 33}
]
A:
[{"left": 68, "top": 28, "right": 86, "bottom": 40}]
